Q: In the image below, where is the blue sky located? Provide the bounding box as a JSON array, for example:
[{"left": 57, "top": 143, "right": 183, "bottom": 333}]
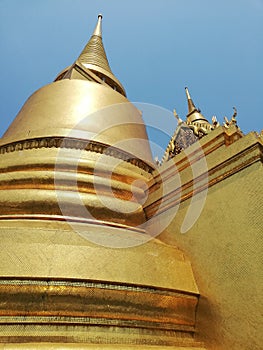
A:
[{"left": 0, "top": 0, "right": 262, "bottom": 154}]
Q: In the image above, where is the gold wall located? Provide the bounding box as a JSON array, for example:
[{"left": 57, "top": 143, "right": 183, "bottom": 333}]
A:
[{"left": 146, "top": 127, "right": 263, "bottom": 350}]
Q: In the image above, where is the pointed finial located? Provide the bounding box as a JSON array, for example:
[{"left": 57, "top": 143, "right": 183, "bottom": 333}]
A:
[
  {"left": 185, "top": 87, "right": 191, "bottom": 100},
  {"left": 92, "top": 14, "right": 103, "bottom": 37},
  {"left": 173, "top": 108, "right": 183, "bottom": 124},
  {"left": 185, "top": 87, "right": 196, "bottom": 114}
]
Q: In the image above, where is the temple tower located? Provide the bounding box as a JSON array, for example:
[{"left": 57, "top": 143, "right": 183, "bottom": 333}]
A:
[{"left": 0, "top": 15, "right": 205, "bottom": 349}]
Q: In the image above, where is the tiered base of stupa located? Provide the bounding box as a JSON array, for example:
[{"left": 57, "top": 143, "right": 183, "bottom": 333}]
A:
[{"left": 0, "top": 219, "right": 205, "bottom": 349}]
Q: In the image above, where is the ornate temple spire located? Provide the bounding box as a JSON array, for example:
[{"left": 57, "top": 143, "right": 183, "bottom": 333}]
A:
[
  {"left": 185, "top": 87, "right": 208, "bottom": 124},
  {"left": 184, "top": 87, "right": 215, "bottom": 138},
  {"left": 162, "top": 88, "right": 219, "bottom": 163},
  {"left": 55, "top": 15, "right": 126, "bottom": 96},
  {"left": 77, "top": 14, "right": 112, "bottom": 74},
  {"left": 162, "top": 88, "right": 217, "bottom": 163}
]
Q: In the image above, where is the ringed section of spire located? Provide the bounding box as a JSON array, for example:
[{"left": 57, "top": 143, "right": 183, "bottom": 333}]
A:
[{"left": 55, "top": 15, "right": 126, "bottom": 96}]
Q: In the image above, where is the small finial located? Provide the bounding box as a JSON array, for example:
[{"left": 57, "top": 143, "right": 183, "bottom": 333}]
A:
[
  {"left": 185, "top": 87, "right": 197, "bottom": 115},
  {"left": 232, "top": 106, "right": 237, "bottom": 118},
  {"left": 173, "top": 108, "right": 183, "bottom": 124},
  {"left": 212, "top": 115, "right": 220, "bottom": 128},
  {"left": 231, "top": 107, "right": 237, "bottom": 125},
  {"left": 98, "top": 14, "right": 103, "bottom": 19},
  {"left": 223, "top": 107, "right": 238, "bottom": 128},
  {"left": 223, "top": 116, "right": 230, "bottom": 128},
  {"left": 185, "top": 87, "right": 191, "bottom": 100}
]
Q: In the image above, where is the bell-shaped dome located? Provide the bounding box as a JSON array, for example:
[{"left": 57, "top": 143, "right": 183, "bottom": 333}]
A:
[
  {"left": 1, "top": 16, "right": 153, "bottom": 165},
  {"left": 1, "top": 79, "right": 153, "bottom": 164}
]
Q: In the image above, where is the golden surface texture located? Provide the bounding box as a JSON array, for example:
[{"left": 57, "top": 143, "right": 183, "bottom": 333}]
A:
[
  {"left": 0, "top": 346, "right": 206, "bottom": 350},
  {"left": 79, "top": 32, "right": 110, "bottom": 71},
  {"left": 0, "top": 219, "right": 198, "bottom": 291}
]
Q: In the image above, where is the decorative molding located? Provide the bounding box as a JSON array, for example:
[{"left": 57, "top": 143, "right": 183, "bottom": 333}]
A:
[
  {"left": 0, "top": 277, "right": 197, "bottom": 297},
  {"left": 0, "top": 277, "right": 198, "bottom": 345},
  {"left": 0, "top": 137, "right": 154, "bottom": 174},
  {"left": 145, "top": 142, "right": 262, "bottom": 219},
  {"left": 0, "top": 315, "right": 194, "bottom": 333}
]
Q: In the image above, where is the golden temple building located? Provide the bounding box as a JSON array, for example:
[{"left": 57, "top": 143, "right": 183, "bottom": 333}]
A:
[{"left": 0, "top": 15, "right": 262, "bottom": 350}]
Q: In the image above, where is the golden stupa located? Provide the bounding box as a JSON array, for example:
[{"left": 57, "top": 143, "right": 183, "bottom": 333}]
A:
[{"left": 0, "top": 15, "right": 262, "bottom": 350}]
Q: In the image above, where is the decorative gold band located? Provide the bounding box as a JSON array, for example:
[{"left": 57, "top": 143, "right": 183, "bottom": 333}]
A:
[{"left": 0, "top": 137, "right": 154, "bottom": 174}]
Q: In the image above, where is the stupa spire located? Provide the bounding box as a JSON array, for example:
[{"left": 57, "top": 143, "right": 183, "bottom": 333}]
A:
[
  {"left": 77, "top": 14, "right": 112, "bottom": 74},
  {"left": 55, "top": 14, "right": 126, "bottom": 96}
]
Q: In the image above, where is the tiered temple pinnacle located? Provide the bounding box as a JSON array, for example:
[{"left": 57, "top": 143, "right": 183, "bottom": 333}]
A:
[
  {"left": 55, "top": 14, "right": 126, "bottom": 96},
  {"left": 78, "top": 14, "right": 113, "bottom": 74}
]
